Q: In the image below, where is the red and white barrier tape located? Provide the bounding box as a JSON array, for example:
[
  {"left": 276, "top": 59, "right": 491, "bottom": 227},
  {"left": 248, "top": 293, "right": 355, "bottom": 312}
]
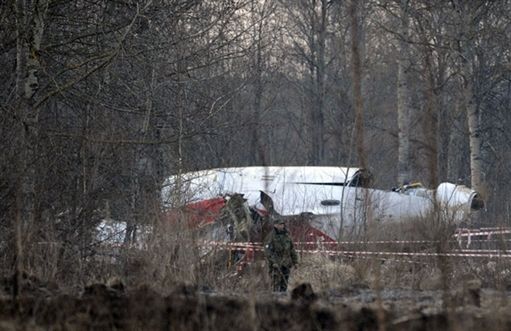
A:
[
  {"left": 459, "top": 227, "right": 511, "bottom": 231},
  {"left": 297, "top": 249, "right": 511, "bottom": 259},
  {"left": 202, "top": 240, "right": 438, "bottom": 246},
  {"left": 454, "top": 231, "right": 511, "bottom": 237},
  {"left": 456, "top": 249, "right": 510, "bottom": 254},
  {"left": 200, "top": 228, "right": 511, "bottom": 247},
  {"left": 199, "top": 240, "right": 511, "bottom": 259}
]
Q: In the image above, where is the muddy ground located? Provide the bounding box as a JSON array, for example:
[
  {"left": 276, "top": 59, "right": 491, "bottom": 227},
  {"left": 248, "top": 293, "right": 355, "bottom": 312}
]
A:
[{"left": 1, "top": 273, "right": 511, "bottom": 331}]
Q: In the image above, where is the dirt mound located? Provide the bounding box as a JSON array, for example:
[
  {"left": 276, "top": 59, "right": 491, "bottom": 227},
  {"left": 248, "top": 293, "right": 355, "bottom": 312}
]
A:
[
  {"left": 0, "top": 281, "right": 341, "bottom": 331},
  {"left": 0, "top": 279, "right": 510, "bottom": 330}
]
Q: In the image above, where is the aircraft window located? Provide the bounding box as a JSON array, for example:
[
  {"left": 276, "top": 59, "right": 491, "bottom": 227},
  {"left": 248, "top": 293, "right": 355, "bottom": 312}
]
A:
[
  {"left": 348, "top": 170, "right": 372, "bottom": 188},
  {"left": 321, "top": 199, "right": 341, "bottom": 206}
]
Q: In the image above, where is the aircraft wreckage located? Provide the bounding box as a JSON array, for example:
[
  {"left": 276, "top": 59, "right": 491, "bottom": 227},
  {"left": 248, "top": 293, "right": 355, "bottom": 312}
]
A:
[{"left": 160, "top": 166, "right": 484, "bottom": 243}]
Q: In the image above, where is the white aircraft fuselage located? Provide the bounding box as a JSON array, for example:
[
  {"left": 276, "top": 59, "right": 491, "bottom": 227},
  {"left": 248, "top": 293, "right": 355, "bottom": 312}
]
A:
[{"left": 162, "top": 166, "right": 483, "bottom": 241}]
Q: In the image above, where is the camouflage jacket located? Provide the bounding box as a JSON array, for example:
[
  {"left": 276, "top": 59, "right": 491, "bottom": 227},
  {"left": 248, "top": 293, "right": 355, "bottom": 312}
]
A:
[{"left": 264, "top": 229, "right": 298, "bottom": 268}]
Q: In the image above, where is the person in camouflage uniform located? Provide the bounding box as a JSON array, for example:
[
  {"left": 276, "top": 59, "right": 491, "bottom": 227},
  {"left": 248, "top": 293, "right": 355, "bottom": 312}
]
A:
[{"left": 264, "top": 217, "right": 298, "bottom": 292}]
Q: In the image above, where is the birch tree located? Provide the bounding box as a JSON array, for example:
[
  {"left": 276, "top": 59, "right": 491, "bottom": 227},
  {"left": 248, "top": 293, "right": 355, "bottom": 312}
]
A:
[
  {"left": 458, "top": 3, "right": 483, "bottom": 194},
  {"left": 396, "top": 0, "right": 412, "bottom": 185},
  {"left": 13, "top": 0, "right": 49, "bottom": 295}
]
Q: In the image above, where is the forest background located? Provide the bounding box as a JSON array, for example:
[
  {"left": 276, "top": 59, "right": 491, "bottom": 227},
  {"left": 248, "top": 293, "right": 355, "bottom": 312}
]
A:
[{"left": 1, "top": 0, "right": 511, "bottom": 285}]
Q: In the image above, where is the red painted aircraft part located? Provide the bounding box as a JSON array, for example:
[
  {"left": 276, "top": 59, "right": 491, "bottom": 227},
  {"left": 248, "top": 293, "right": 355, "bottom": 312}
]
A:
[
  {"left": 163, "top": 197, "right": 226, "bottom": 228},
  {"left": 165, "top": 198, "right": 335, "bottom": 247},
  {"left": 186, "top": 197, "right": 226, "bottom": 227},
  {"left": 285, "top": 217, "right": 336, "bottom": 249}
]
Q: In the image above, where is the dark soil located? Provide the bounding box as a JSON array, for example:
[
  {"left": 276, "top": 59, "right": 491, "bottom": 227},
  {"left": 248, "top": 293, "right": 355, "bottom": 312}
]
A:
[{"left": 0, "top": 274, "right": 510, "bottom": 331}]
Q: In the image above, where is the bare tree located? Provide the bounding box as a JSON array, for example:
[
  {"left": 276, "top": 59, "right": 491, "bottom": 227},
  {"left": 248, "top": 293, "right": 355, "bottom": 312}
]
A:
[
  {"left": 395, "top": 0, "right": 412, "bottom": 185},
  {"left": 349, "top": 0, "right": 367, "bottom": 169},
  {"left": 454, "top": 1, "right": 484, "bottom": 194},
  {"left": 246, "top": 0, "right": 280, "bottom": 165},
  {"left": 279, "top": 0, "right": 334, "bottom": 165}
]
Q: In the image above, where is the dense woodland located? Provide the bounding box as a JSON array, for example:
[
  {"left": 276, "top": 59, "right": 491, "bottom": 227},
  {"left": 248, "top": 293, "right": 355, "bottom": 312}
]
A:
[{"left": 1, "top": 0, "right": 511, "bottom": 282}]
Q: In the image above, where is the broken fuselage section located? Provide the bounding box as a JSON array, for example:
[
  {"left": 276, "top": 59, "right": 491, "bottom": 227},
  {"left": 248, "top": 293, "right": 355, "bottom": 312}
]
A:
[{"left": 162, "top": 166, "right": 484, "bottom": 242}]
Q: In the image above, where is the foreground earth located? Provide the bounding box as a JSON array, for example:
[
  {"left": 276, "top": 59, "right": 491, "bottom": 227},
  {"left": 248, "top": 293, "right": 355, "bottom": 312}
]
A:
[{"left": 0, "top": 274, "right": 510, "bottom": 331}]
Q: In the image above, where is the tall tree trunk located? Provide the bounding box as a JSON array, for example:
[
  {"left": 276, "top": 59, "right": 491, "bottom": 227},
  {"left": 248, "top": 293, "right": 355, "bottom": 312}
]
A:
[
  {"left": 250, "top": 16, "right": 265, "bottom": 165},
  {"left": 458, "top": 2, "right": 483, "bottom": 194},
  {"left": 307, "top": 0, "right": 327, "bottom": 165},
  {"left": 350, "top": 0, "right": 366, "bottom": 169},
  {"left": 447, "top": 99, "right": 466, "bottom": 182},
  {"left": 307, "top": 0, "right": 317, "bottom": 165},
  {"left": 348, "top": 0, "right": 369, "bottom": 238},
  {"left": 464, "top": 76, "right": 483, "bottom": 192},
  {"left": 314, "top": 0, "right": 327, "bottom": 164},
  {"left": 14, "top": 0, "right": 49, "bottom": 298},
  {"left": 396, "top": 0, "right": 411, "bottom": 185},
  {"left": 436, "top": 62, "right": 449, "bottom": 183},
  {"left": 423, "top": 46, "right": 438, "bottom": 188}
]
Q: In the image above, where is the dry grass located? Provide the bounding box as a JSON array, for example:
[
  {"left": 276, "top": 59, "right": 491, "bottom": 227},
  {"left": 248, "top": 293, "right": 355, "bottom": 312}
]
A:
[
  {"left": 3, "top": 209, "right": 510, "bottom": 294},
  {"left": 291, "top": 254, "right": 357, "bottom": 291},
  {"left": 2, "top": 209, "right": 511, "bottom": 330},
  {"left": 2, "top": 209, "right": 511, "bottom": 306}
]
